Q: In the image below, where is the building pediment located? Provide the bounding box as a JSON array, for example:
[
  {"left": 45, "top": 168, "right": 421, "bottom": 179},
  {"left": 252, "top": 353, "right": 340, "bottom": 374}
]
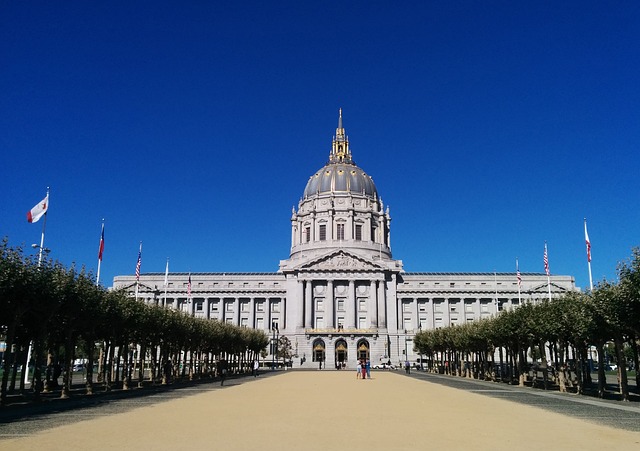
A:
[{"left": 300, "top": 250, "right": 381, "bottom": 272}]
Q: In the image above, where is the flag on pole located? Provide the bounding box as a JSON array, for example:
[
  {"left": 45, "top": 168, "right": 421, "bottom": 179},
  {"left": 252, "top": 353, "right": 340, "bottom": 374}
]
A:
[
  {"left": 164, "top": 258, "right": 169, "bottom": 287},
  {"left": 584, "top": 220, "right": 592, "bottom": 263},
  {"left": 543, "top": 242, "right": 550, "bottom": 276},
  {"left": 98, "top": 223, "right": 105, "bottom": 261},
  {"left": 187, "top": 273, "right": 192, "bottom": 299},
  {"left": 516, "top": 258, "right": 522, "bottom": 288},
  {"left": 135, "top": 243, "right": 142, "bottom": 281},
  {"left": 27, "top": 193, "right": 49, "bottom": 223}
]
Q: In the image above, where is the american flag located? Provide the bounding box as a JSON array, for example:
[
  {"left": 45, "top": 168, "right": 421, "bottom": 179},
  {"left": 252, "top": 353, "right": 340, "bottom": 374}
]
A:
[
  {"left": 187, "top": 273, "right": 192, "bottom": 299},
  {"left": 98, "top": 222, "right": 105, "bottom": 262},
  {"left": 516, "top": 258, "right": 522, "bottom": 288},
  {"left": 135, "top": 243, "right": 142, "bottom": 281},
  {"left": 543, "top": 242, "right": 550, "bottom": 276}
]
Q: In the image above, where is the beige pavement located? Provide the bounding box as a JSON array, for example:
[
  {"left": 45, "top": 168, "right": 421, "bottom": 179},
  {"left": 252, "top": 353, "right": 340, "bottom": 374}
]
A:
[{"left": 3, "top": 371, "right": 640, "bottom": 451}]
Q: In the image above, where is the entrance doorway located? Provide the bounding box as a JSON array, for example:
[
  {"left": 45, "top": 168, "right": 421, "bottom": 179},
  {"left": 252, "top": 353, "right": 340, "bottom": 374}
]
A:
[
  {"left": 357, "top": 339, "right": 370, "bottom": 361},
  {"left": 335, "top": 339, "right": 348, "bottom": 369},
  {"left": 312, "top": 339, "right": 325, "bottom": 366}
]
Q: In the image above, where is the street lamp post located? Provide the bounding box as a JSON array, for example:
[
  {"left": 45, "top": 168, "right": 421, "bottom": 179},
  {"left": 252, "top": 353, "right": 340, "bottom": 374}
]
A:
[
  {"left": 418, "top": 324, "right": 424, "bottom": 371},
  {"left": 271, "top": 321, "right": 279, "bottom": 371}
]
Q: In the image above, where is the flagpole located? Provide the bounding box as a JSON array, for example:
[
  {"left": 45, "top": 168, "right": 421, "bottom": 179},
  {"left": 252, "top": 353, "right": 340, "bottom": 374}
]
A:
[
  {"left": 494, "top": 270, "right": 498, "bottom": 314},
  {"left": 26, "top": 188, "right": 50, "bottom": 386},
  {"left": 584, "top": 218, "right": 594, "bottom": 291},
  {"left": 135, "top": 242, "right": 142, "bottom": 301},
  {"left": 544, "top": 242, "right": 552, "bottom": 301},
  {"left": 164, "top": 257, "right": 169, "bottom": 308},
  {"left": 96, "top": 219, "right": 104, "bottom": 286},
  {"left": 516, "top": 258, "right": 522, "bottom": 305}
]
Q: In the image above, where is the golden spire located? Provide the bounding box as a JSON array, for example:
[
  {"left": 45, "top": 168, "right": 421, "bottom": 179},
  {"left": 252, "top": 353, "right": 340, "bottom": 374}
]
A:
[{"left": 330, "top": 108, "right": 352, "bottom": 164}]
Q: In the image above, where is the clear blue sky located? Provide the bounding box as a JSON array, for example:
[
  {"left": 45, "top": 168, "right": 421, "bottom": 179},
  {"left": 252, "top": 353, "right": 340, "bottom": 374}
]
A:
[{"left": 2, "top": 2, "right": 639, "bottom": 291}]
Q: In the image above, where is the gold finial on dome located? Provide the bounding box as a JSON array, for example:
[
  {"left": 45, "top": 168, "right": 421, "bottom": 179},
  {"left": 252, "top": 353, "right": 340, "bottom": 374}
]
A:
[{"left": 330, "top": 108, "right": 352, "bottom": 164}]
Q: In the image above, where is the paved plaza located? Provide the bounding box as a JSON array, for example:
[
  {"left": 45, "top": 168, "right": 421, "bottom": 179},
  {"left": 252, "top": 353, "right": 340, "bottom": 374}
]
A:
[{"left": 1, "top": 370, "right": 640, "bottom": 450}]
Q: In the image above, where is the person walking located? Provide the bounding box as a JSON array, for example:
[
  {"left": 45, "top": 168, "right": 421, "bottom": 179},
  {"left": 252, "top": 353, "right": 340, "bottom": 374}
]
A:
[
  {"left": 219, "top": 359, "right": 227, "bottom": 386},
  {"left": 252, "top": 359, "right": 259, "bottom": 377},
  {"left": 356, "top": 359, "right": 362, "bottom": 379},
  {"left": 365, "top": 359, "right": 371, "bottom": 379},
  {"left": 361, "top": 359, "right": 367, "bottom": 380}
]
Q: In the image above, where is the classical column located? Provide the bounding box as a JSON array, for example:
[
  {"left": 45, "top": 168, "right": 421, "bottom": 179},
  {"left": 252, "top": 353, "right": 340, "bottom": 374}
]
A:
[
  {"left": 233, "top": 297, "right": 240, "bottom": 326},
  {"left": 249, "top": 297, "right": 255, "bottom": 328},
  {"left": 297, "top": 280, "right": 304, "bottom": 329},
  {"left": 377, "top": 279, "right": 386, "bottom": 328},
  {"left": 414, "top": 297, "right": 419, "bottom": 330},
  {"left": 347, "top": 280, "right": 355, "bottom": 329},
  {"left": 326, "top": 280, "right": 334, "bottom": 329},
  {"left": 368, "top": 281, "right": 377, "bottom": 328},
  {"left": 206, "top": 298, "right": 211, "bottom": 320},
  {"left": 304, "top": 280, "right": 312, "bottom": 328}
]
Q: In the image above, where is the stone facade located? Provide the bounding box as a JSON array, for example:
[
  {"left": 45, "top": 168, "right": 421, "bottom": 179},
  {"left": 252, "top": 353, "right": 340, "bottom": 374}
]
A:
[{"left": 112, "top": 111, "right": 576, "bottom": 368}]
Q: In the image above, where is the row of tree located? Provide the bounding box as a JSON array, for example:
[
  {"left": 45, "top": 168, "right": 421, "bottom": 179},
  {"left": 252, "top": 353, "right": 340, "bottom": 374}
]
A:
[
  {"left": 0, "top": 239, "right": 269, "bottom": 405},
  {"left": 414, "top": 248, "right": 640, "bottom": 401}
]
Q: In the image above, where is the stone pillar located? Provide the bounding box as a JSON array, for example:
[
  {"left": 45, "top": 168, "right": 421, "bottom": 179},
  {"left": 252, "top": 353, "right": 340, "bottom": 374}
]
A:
[
  {"left": 206, "top": 298, "right": 211, "bottom": 320},
  {"left": 249, "top": 297, "right": 255, "bottom": 328},
  {"left": 377, "top": 279, "right": 386, "bottom": 328},
  {"left": 233, "top": 297, "right": 240, "bottom": 326},
  {"left": 297, "top": 280, "right": 304, "bottom": 329},
  {"left": 305, "top": 280, "right": 312, "bottom": 328},
  {"left": 368, "top": 281, "right": 377, "bottom": 328},
  {"left": 347, "top": 280, "right": 355, "bottom": 329},
  {"left": 327, "top": 280, "right": 334, "bottom": 329},
  {"left": 414, "top": 297, "right": 419, "bottom": 330}
]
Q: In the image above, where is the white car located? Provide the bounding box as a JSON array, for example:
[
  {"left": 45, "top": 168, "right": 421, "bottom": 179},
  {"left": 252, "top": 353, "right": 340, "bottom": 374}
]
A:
[{"left": 373, "top": 362, "right": 396, "bottom": 370}]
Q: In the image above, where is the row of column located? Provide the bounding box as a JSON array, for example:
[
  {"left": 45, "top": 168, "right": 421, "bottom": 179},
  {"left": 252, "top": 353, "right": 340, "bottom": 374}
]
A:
[
  {"left": 154, "top": 296, "right": 284, "bottom": 330},
  {"left": 397, "top": 296, "right": 523, "bottom": 330},
  {"left": 299, "top": 278, "right": 387, "bottom": 330}
]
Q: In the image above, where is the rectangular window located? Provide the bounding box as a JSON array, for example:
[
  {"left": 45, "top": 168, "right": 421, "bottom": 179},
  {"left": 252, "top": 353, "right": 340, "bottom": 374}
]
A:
[
  {"left": 402, "top": 302, "right": 411, "bottom": 312},
  {"left": 240, "top": 318, "right": 248, "bottom": 328},
  {"left": 271, "top": 319, "right": 279, "bottom": 330},
  {"left": 337, "top": 299, "right": 345, "bottom": 311},
  {"left": 319, "top": 224, "right": 327, "bottom": 241},
  {"left": 211, "top": 301, "right": 219, "bottom": 311},
  {"left": 358, "top": 317, "right": 367, "bottom": 329},
  {"left": 419, "top": 317, "right": 427, "bottom": 329},
  {"left": 418, "top": 302, "right": 426, "bottom": 312},
  {"left": 271, "top": 302, "right": 280, "bottom": 312},
  {"left": 355, "top": 224, "right": 362, "bottom": 241},
  {"left": 305, "top": 226, "right": 311, "bottom": 243},
  {"left": 358, "top": 299, "right": 366, "bottom": 311},
  {"left": 241, "top": 301, "right": 249, "bottom": 312},
  {"left": 196, "top": 302, "right": 203, "bottom": 311},
  {"left": 226, "top": 318, "right": 234, "bottom": 324},
  {"left": 256, "top": 318, "right": 264, "bottom": 329},
  {"left": 337, "top": 223, "right": 345, "bottom": 240},
  {"left": 226, "top": 302, "right": 233, "bottom": 312},
  {"left": 337, "top": 317, "right": 345, "bottom": 328},
  {"left": 316, "top": 317, "right": 324, "bottom": 328},
  {"left": 256, "top": 302, "right": 264, "bottom": 312},
  {"left": 316, "top": 299, "right": 324, "bottom": 311},
  {"left": 403, "top": 317, "right": 412, "bottom": 331}
]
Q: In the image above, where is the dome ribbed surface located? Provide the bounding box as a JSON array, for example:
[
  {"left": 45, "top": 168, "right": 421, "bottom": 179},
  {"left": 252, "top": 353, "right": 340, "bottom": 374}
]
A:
[{"left": 303, "top": 163, "right": 377, "bottom": 198}]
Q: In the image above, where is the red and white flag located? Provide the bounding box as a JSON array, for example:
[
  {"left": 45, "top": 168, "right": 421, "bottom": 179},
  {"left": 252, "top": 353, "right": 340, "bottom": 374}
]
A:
[
  {"left": 98, "top": 223, "right": 105, "bottom": 262},
  {"left": 584, "top": 220, "right": 592, "bottom": 263},
  {"left": 516, "top": 258, "right": 522, "bottom": 288},
  {"left": 543, "top": 242, "right": 550, "bottom": 276},
  {"left": 27, "top": 193, "right": 49, "bottom": 223}
]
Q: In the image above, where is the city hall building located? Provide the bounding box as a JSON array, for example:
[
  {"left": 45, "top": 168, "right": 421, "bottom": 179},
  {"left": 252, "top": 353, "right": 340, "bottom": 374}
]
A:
[{"left": 113, "top": 112, "right": 576, "bottom": 368}]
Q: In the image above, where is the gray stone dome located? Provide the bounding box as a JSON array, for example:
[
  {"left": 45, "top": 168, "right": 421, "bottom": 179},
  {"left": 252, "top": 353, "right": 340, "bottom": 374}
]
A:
[{"left": 303, "top": 163, "right": 377, "bottom": 199}]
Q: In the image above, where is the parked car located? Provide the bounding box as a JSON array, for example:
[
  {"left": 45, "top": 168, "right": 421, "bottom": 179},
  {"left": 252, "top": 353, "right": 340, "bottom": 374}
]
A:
[{"left": 373, "top": 362, "right": 395, "bottom": 370}]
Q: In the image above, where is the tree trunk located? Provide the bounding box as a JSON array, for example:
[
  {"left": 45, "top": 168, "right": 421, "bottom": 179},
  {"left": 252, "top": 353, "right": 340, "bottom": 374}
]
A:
[
  {"left": 85, "top": 339, "right": 95, "bottom": 395},
  {"left": 0, "top": 322, "right": 17, "bottom": 405},
  {"left": 614, "top": 337, "right": 629, "bottom": 401},
  {"left": 596, "top": 341, "right": 606, "bottom": 398}
]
